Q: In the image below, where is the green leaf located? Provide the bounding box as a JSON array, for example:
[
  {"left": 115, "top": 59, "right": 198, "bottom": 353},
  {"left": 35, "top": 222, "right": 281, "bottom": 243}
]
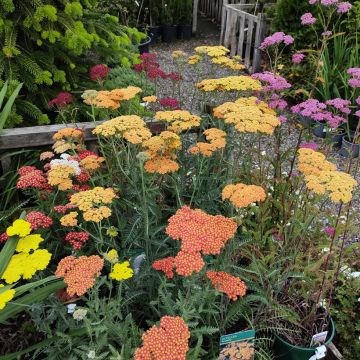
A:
[
  {"left": 0, "top": 82, "right": 22, "bottom": 132},
  {"left": 0, "top": 236, "right": 18, "bottom": 279}
]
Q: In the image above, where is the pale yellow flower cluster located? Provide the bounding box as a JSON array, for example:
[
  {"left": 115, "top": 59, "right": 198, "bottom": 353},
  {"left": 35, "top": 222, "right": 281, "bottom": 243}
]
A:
[
  {"left": 189, "top": 128, "right": 227, "bottom": 157},
  {"left": 155, "top": 110, "right": 201, "bottom": 134},
  {"left": 93, "top": 115, "right": 152, "bottom": 144},
  {"left": 48, "top": 164, "right": 76, "bottom": 190},
  {"left": 195, "top": 46, "right": 230, "bottom": 57},
  {"left": 188, "top": 55, "right": 202, "bottom": 65},
  {"left": 211, "top": 56, "right": 245, "bottom": 70},
  {"left": 213, "top": 97, "right": 280, "bottom": 135},
  {"left": 298, "top": 149, "right": 357, "bottom": 203},
  {"left": 197, "top": 76, "right": 261, "bottom": 92}
]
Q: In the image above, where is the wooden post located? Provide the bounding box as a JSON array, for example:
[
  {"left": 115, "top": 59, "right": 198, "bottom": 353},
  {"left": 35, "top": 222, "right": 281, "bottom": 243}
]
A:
[
  {"left": 193, "top": 0, "right": 199, "bottom": 34},
  {"left": 253, "top": 12, "right": 265, "bottom": 73}
]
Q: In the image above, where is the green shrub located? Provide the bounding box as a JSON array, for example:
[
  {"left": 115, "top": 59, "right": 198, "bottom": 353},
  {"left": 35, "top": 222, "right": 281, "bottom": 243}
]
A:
[{"left": 0, "top": 0, "right": 145, "bottom": 128}]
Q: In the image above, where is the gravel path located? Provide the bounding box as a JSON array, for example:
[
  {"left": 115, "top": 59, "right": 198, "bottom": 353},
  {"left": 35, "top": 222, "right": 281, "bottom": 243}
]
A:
[{"left": 150, "top": 17, "right": 360, "bottom": 244}]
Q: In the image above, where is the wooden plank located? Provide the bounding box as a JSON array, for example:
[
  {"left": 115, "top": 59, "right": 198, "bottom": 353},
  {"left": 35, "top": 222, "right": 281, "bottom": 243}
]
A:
[
  {"left": 252, "top": 13, "right": 265, "bottom": 73},
  {"left": 245, "top": 17, "right": 254, "bottom": 67},
  {"left": 220, "top": 0, "right": 229, "bottom": 43},
  {"left": 236, "top": 13, "right": 246, "bottom": 57},
  {"left": 0, "top": 120, "right": 165, "bottom": 151},
  {"left": 193, "top": 0, "right": 199, "bottom": 33},
  {"left": 327, "top": 343, "right": 343, "bottom": 360}
]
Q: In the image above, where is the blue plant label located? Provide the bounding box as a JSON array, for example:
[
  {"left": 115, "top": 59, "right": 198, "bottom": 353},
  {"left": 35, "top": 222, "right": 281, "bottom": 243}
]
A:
[{"left": 219, "top": 329, "right": 255, "bottom": 359}]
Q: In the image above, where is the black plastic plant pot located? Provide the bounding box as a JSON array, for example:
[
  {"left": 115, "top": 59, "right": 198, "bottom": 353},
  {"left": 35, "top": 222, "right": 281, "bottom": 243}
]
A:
[
  {"left": 149, "top": 26, "right": 162, "bottom": 44},
  {"left": 178, "top": 24, "right": 192, "bottom": 40},
  {"left": 138, "top": 36, "right": 151, "bottom": 54},
  {"left": 339, "top": 136, "right": 360, "bottom": 158},
  {"left": 162, "top": 25, "right": 178, "bottom": 43},
  {"left": 274, "top": 317, "right": 335, "bottom": 360},
  {"left": 312, "top": 122, "right": 326, "bottom": 138}
]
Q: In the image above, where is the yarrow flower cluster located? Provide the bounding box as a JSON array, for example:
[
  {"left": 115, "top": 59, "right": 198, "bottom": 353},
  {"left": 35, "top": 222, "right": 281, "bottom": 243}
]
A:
[
  {"left": 347, "top": 68, "right": 360, "bottom": 88},
  {"left": 109, "top": 261, "right": 134, "bottom": 281},
  {"left": 251, "top": 72, "right": 292, "bottom": 92},
  {"left": 189, "top": 128, "right": 227, "bottom": 157},
  {"left": 222, "top": 183, "right": 267, "bottom": 208},
  {"left": 0, "top": 284, "right": 15, "bottom": 310},
  {"left": 197, "top": 76, "right": 262, "bottom": 92},
  {"left": 211, "top": 55, "right": 245, "bottom": 71},
  {"left": 55, "top": 255, "right": 104, "bottom": 296},
  {"left": 292, "top": 53, "right": 305, "bottom": 64},
  {"left": 259, "top": 32, "right": 294, "bottom": 50},
  {"left": 93, "top": 115, "right": 152, "bottom": 144},
  {"left": 159, "top": 98, "right": 180, "bottom": 110},
  {"left": 206, "top": 271, "right": 247, "bottom": 300},
  {"left": 89, "top": 64, "right": 111, "bottom": 82},
  {"left": 64, "top": 232, "right": 90, "bottom": 250},
  {"left": 214, "top": 97, "right": 281, "bottom": 135},
  {"left": 301, "top": 13, "right": 317, "bottom": 25},
  {"left": 48, "top": 92, "right": 73, "bottom": 108},
  {"left": 16, "top": 166, "right": 51, "bottom": 190},
  {"left": 155, "top": 110, "right": 201, "bottom": 133},
  {"left": 195, "top": 45, "right": 230, "bottom": 57},
  {"left": 134, "top": 316, "right": 190, "bottom": 360},
  {"left": 25, "top": 211, "right": 53, "bottom": 230}
]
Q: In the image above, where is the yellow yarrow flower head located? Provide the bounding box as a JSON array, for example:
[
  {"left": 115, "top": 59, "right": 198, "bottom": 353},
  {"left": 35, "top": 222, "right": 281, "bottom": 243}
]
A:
[
  {"left": 104, "top": 249, "right": 119, "bottom": 264},
  {"left": 142, "top": 96, "right": 157, "bottom": 103},
  {"left": 195, "top": 45, "right": 230, "bottom": 57},
  {"left": 0, "top": 285, "right": 15, "bottom": 310},
  {"left": 197, "top": 76, "right": 262, "bottom": 92},
  {"left": 172, "top": 50, "right": 187, "bottom": 59},
  {"left": 6, "top": 219, "right": 32, "bottom": 237},
  {"left": 106, "top": 227, "right": 119, "bottom": 237},
  {"left": 16, "top": 234, "right": 44, "bottom": 253},
  {"left": 188, "top": 55, "right": 201, "bottom": 65},
  {"left": 109, "top": 261, "right": 134, "bottom": 281}
]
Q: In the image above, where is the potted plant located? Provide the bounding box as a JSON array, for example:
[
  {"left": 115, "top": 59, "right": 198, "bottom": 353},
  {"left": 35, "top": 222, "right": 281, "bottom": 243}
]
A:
[
  {"left": 161, "top": 0, "right": 177, "bottom": 42},
  {"left": 176, "top": 0, "right": 192, "bottom": 40}
]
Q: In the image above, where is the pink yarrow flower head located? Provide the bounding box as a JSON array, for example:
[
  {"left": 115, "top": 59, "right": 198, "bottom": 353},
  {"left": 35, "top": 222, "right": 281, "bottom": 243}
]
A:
[
  {"left": 259, "top": 32, "right": 294, "bottom": 50},
  {"left": 300, "top": 142, "right": 319, "bottom": 151},
  {"left": 301, "top": 13, "right": 317, "bottom": 25},
  {"left": 278, "top": 115, "right": 287, "bottom": 123},
  {"left": 251, "top": 72, "right": 292, "bottom": 92},
  {"left": 324, "top": 226, "right": 336, "bottom": 238},
  {"left": 321, "top": 0, "right": 339, "bottom": 5},
  {"left": 159, "top": 98, "right": 180, "bottom": 109},
  {"left": 337, "top": 2, "right": 352, "bottom": 13},
  {"left": 89, "top": 64, "right": 111, "bottom": 81},
  {"left": 322, "top": 31, "right": 333, "bottom": 37},
  {"left": 325, "top": 98, "right": 351, "bottom": 115},
  {"left": 292, "top": 53, "right": 305, "bottom": 64},
  {"left": 347, "top": 68, "right": 360, "bottom": 88},
  {"left": 269, "top": 94, "right": 288, "bottom": 110},
  {"left": 48, "top": 92, "right": 73, "bottom": 107},
  {"left": 356, "top": 97, "right": 360, "bottom": 106}
]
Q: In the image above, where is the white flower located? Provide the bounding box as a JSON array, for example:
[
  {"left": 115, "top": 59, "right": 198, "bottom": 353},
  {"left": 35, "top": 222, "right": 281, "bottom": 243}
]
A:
[
  {"left": 73, "top": 308, "right": 88, "bottom": 321},
  {"left": 321, "top": 247, "right": 330, "bottom": 253},
  {"left": 67, "top": 303, "right": 77, "bottom": 314},
  {"left": 261, "top": 151, "right": 266, "bottom": 156},
  {"left": 350, "top": 271, "right": 360, "bottom": 279},
  {"left": 50, "top": 157, "right": 81, "bottom": 175},
  {"left": 87, "top": 350, "right": 96, "bottom": 359}
]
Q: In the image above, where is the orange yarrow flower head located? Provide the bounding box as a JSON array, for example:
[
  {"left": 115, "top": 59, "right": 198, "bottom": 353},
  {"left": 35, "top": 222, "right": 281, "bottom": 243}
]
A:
[
  {"left": 53, "top": 127, "right": 84, "bottom": 141},
  {"left": 166, "top": 206, "right": 238, "bottom": 255},
  {"left": 173, "top": 250, "right": 205, "bottom": 277},
  {"left": 206, "top": 271, "right": 247, "bottom": 301},
  {"left": 222, "top": 183, "right": 266, "bottom": 208},
  {"left": 55, "top": 255, "right": 104, "bottom": 297},
  {"left": 134, "top": 316, "right": 190, "bottom": 360},
  {"left": 189, "top": 128, "right": 227, "bottom": 157},
  {"left": 297, "top": 148, "right": 337, "bottom": 176},
  {"left": 93, "top": 115, "right": 152, "bottom": 144},
  {"left": 152, "top": 257, "right": 175, "bottom": 279}
]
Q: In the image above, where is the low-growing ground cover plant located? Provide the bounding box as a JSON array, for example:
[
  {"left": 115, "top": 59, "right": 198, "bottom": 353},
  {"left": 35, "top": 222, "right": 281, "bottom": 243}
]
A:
[{"left": 0, "top": 1, "right": 359, "bottom": 358}]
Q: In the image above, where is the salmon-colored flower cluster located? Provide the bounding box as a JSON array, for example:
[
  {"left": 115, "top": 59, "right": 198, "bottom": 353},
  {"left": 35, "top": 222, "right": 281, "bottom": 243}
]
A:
[
  {"left": 64, "top": 232, "right": 90, "bottom": 250},
  {"left": 60, "top": 211, "right": 78, "bottom": 227},
  {"left": 143, "top": 95, "right": 158, "bottom": 103},
  {"left": 189, "top": 128, "right": 227, "bottom": 157},
  {"left": 79, "top": 155, "right": 105, "bottom": 171},
  {"left": 54, "top": 204, "right": 77, "bottom": 214},
  {"left": 152, "top": 257, "right": 176, "bottom": 279},
  {"left": 53, "top": 128, "right": 84, "bottom": 141},
  {"left": 70, "top": 187, "right": 116, "bottom": 222},
  {"left": 197, "top": 76, "right": 261, "bottom": 92},
  {"left": 82, "top": 87, "right": 142, "bottom": 110},
  {"left": 154, "top": 110, "right": 201, "bottom": 134},
  {"left": 142, "top": 131, "right": 181, "bottom": 174},
  {"left": 222, "top": 183, "right": 266, "bottom": 208},
  {"left": 25, "top": 211, "right": 53, "bottom": 230},
  {"left": 214, "top": 97, "right": 281, "bottom": 135},
  {"left": 55, "top": 255, "right": 104, "bottom": 297},
  {"left": 48, "top": 164, "right": 77, "bottom": 191},
  {"left": 298, "top": 149, "right": 357, "bottom": 203},
  {"left": 206, "top": 271, "right": 247, "bottom": 301},
  {"left": 93, "top": 115, "right": 152, "bottom": 144},
  {"left": 134, "top": 316, "right": 190, "bottom": 360},
  {"left": 16, "top": 166, "right": 51, "bottom": 190}
]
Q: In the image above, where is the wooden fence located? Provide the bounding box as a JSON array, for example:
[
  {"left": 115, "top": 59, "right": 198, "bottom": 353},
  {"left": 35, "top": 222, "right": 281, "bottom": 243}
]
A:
[{"left": 221, "top": 3, "right": 267, "bottom": 73}]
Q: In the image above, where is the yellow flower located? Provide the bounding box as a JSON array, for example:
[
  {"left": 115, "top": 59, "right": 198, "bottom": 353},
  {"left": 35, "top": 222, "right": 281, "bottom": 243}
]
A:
[
  {"left": 109, "top": 261, "right": 134, "bottom": 281},
  {"left": 106, "top": 227, "right": 119, "bottom": 237},
  {"left": 142, "top": 96, "right": 157, "bottom": 103},
  {"left": 53, "top": 128, "right": 83, "bottom": 141},
  {"left": 104, "top": 249, "right": 119, "bottom": 264},
  {"left": 80, "top": 155, "right": 105, "bottom": 171},
  {"left": 48, "top": 164, "right": 76, "bottom": 191},
  {"left": 2, "top": 250, "right": 52, "bottom": 284},
  {"left": 197, "top": 76, "right": 261, "bottom": 92},
  {"left": 188, "top": 55, "right": 201, "bottom": 65},
  {"left": 0, "top": 285, "right": 15, "bottom": 310},
  {"left": 16, "top": 234, "right": 44, "bottom": 253},
  {"left": 195, "top": 45, "right": 230, "bottom": 57},
  {"left": 6, "top": 219, "right": 32, "bottom": 237},
  {"left": 211, "top": 56, "right": 245, "bottom": 70},
  {"left": 154, "top": 110, "right": 201, "bottom": 134},
  {"left": 298, "top": 148, "right": 336, "bottom": 176},
  {"left": 189, "top": 128, "right": 227, "bottom": 157},
  {"left": 172, "top": 50, "right": 186, "bottom": 59},
  {"left": 60, "top": 212, "right": 78, "bottom": 227}
]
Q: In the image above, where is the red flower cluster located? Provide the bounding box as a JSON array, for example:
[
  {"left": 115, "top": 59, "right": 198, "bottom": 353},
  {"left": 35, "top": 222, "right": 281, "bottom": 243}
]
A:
[
  {"left": 167, "top": 72, "right": 182, "bottom": 81},
  {"left": 134, "top": 316, "right": 190, "bottom": 360},
  {"left": 159, "top": 98, "right": 180, "bottom": 109},
  {"left": 64, "top": 231, "right": 89, "bottom": 250},
  {"left": 75, "top": 169, "right": 90, "bottom": 183},
  {"left": 48, "top": 92, "right": 73, "bottom": 107},
  {"left": 54, "top": 204, "right": 77, "bottom": 214},
  {"left": 0, "top": 232, "right": 9, "bottom": 243},
  {"left": 72, "top": 184, "right": 91, "bottom": 192},
  {"left": 152, "top": 257, "right": 175, "bottom": 279},
  {"left": 89, "top": 64, "right": 111, "bottom": 81},
  {"left": 139, "top": 53, "right": 157, "bottom": 61},
  {"left": 55, "top": 255, "right": 104, "bottom": 296},
  {"left": 17, "top": 166, "right": 51, "bottom": 190},
  {"left": 206, "top": 271, "right": 247, "bottom": 301},
  {"left": 173, "top": 251, "right": 205, "bottom": 277},
  {"left": 25, "top": 211, "right": 53, "bottom": 230}
]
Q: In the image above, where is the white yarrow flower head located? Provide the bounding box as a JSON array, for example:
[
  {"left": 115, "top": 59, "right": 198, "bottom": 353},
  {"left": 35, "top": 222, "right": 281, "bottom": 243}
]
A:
[
  {"left": 73, "top": 308, "right": 88, "bottom": 321},
  {"left": 87, "top": 350, "right": 96, "bottom": 359}
]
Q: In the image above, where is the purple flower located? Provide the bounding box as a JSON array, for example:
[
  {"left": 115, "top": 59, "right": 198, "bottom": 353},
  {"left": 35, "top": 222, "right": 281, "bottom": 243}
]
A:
[
  {"left": 356, "top": 97, "right": 360, "bottom": 106},
  {"left": 269, "top": 94, "right": 288, "bottom": 110},
  {"left": 337, "top": 2, "right": 352, "bottom": 13},
  {"left": 290, "top": 171, "right": 298, "bottom": 177},
  {"left": 278, "top": 115, "right": 287, "bottom": 123},
  {"left": 251, "top": 72, "right": 292, "bottom": 92},
  {"left": 321, "top": 0, "right": 339, "bottom": 5},
  {"left": 259, "top": 32, "right": 294, "bottom": 50},
  {"left": 309, "top": 0, "right": 317, "bottom": 4},
  {"left": 355, "top": 110, "right": 360, "bottom": 118},
  {"left": 347, "top": 68, "right": 360, "bottom": 88},
  {"left": 324, "top": 226, "right": 336, "bottom": 238},
  {"left": 322, "top": 31, "right": 332, "bottom": 37},
  {"left": 301, "top": 13, "right": 317, "bottom": 25},
  {"left": 300, "top": 142, "right": 319, "bottom": 151},
  {"left": 326, "top": 98, "right": 351, "bottom": 115},
  {"left": 292, "top": 53, "right": 305, "bottom": 64}
]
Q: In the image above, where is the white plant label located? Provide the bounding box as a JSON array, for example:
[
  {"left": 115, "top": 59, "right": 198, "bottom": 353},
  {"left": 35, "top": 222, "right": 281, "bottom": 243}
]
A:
[{"left": 310, "top": 331, "right": 328, "bottom": 347}]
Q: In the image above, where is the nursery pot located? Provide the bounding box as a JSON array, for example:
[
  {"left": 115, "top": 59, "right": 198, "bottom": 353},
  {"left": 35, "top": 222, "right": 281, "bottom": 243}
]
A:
[
  {"left": 178, "top": 24, "right": 192, "bottom": 40},
  {"left": 274, "top": 318, "right": 335, "bottom": 360},
  {"left": 162, "top": 25, "right": 178, "bottom": 42},
  {"left": 339, "top": 136, "right": 360, "bottom": 158},
  {"left": 148, "top": 26, "right": 162, "bottom": 44},
  {"left": 312, "top": 122, "right": 326, "bottom": 138},
  {"left": 138, "top": 36, "right": 152, "bottom": 54}
]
